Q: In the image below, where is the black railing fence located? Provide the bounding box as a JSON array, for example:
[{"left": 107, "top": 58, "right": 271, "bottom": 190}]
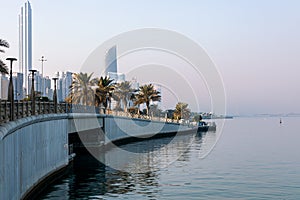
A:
[
  {"left": 0, "top": 100, "right": 125, "bottom": 125},
  {"left": 0, "top": 100, "right": 70, "bottom": 124},
  {"left": 0, "top": 100, "right": 185, "bottom": 125}
]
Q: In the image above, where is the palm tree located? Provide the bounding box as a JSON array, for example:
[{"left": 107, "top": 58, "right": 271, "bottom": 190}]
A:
[
  {"left": 113, "top": 81, "right": 135, "bottom": 112},
  {"left": 112, "top": 91, "right": 122, "bottom": 111},
  {"left": 66, "top": 72, "right": 95, "bottom": 106},
  {"left": 94, "top": 76, "right": 115, "bottom": 111},
  {"left": 173, "top": 102, "right": 191, "bottom": 120},
  {"left": 0, "top": 39, "right": 9, "bottom": 74},
  {"left": 134, "top": 84, "right": 161, "bottom": 116}
]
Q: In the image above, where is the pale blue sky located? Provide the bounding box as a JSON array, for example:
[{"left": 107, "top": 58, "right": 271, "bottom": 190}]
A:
[{"left": 1, "top": 0, "right": 300, "bottom": 115}]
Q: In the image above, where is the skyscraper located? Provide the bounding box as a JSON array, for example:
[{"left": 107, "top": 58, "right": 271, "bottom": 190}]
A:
[
  {"left": 55, "top": 71, "right": 73, "bottom": 102},
  {"left": 0, "top": 74, "right": 9, "bottom": 99},
  {"left": 12, "top": 72, "right": 24, "bottom": 100},
  {"left": 105, "top": 45, "right": 117, "bottom": 75},
  {"left": 19, "top": 1, "right": 32, "bottom": 95}
]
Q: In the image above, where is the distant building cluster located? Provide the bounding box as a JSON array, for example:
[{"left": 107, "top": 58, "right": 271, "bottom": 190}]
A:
[
  {"left": 0, "top": 1, "right": 74, "bottom": 102},
  {"left": 104, "top": 46, "right": 162, "bottom": 111},
  {"left": 0, "top": 69, "right": 73, "bottom": 101},
  {"left": 0, "top": 1, "right": 149, "bottom": 109}
]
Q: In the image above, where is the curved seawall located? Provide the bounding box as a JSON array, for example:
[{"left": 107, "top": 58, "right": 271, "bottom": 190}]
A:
[
  {"left": 104, "top": 115, "right": 193, "bottom": 145},
  {"left": 0, "top": 113, "right": 194, "bottom": 200},
  {"left": 0, "top": 114, "right": 69, "bottom": 200}
]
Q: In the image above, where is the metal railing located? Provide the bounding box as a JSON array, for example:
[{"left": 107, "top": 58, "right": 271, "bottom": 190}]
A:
[
  {"left": 0, "top": 100, "right": 70, "bottom": 124},
  {"left": 0, "top": 100, "right": 187, "bottom": 126},
  {"left": 107, "top": 110, "right": 183, "bottom": 124}
]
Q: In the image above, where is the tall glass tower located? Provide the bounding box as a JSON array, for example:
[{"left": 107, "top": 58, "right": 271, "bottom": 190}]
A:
[
  {"left": 105, "top": 45, "right": 117, "bottom": 75},
  {"left": 19, "top": 1, "right": 32, "bottom": 95}
]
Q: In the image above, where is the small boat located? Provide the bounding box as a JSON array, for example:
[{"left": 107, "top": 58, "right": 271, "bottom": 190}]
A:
[{"left": 197, "top": 121, "right": 216, "bottom": 132}]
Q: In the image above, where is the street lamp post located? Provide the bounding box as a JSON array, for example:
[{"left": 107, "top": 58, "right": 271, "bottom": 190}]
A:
[
  {"left": 52, "top": 77, "right": 58, "bottom": 113},
  {"left": 29, "top": 69, "right": 37, "bottom": 115},
  {"left": 6, "top": 58, "right": 17, "bottom": 121},
  {"left": 39, "top": 56, "right": 47, "bottom": 96}
]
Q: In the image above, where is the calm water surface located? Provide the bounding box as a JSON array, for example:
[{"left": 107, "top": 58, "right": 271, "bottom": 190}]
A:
[{"left": 40, "top": 117, "right": 300, "bottom": 199}]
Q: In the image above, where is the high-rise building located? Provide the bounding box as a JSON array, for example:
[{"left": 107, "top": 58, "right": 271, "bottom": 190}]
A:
[
  {"left": 56, "top": 72, "right": 63, "bottom": 102},
  {"left": 62, "top": 71, "right": 73, "bottom": 100},
  {"left": 35, "top": 71, "right": 42, "bottom": 93},
  {"left": 55, "top": 71, "right": 73, "bottom": 102},
  {"left": 105, "top": 45, "right": 117, "bottom": 75},
  {"left": 19, "top": 0, "right": 32, "bottom": 95},
  {"left": 131, "top": 77, "right": 139, "bottom": 91},
  {"left": 0, "top": 74, "right": 9, "bottom": 99},
  {"left": 12, "top": 72, "right": 24, "bottom": 100},
  {"left": 108, "top": 72, "right": 125, "bottom": 83},
  {"left": 43, "top": 76, "right": 51, "bottom": 99},
  {"left": 46, "top": 88, "right": 53, "bottom": 100},
  {"left": 44, "top": 76, "right": 51, "bottom": 91},
  {"left": 27, "top": 71, "right": 45, "bottom": 97}
]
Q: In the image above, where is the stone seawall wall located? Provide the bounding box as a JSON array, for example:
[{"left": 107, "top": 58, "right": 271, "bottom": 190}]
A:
[
  {"left": 0, "top": 114, "right": 69, "bottom": 200},
  {"left": 104, "top": 116, "right": 191, "bottom": 144},
  {"left": 0, "top": 113, "right": 191, "bottom": 200}
]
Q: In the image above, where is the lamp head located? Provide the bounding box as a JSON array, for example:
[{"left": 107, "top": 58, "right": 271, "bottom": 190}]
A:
[{"left": 6, "top": 58, "right": 17, "bottom": 62}]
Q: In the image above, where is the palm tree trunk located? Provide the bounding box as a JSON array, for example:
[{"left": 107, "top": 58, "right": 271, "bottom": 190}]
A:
[
  {"left": 146, "top": 102, "right": 150, "bottom": 116},
  {"left": 124, "top": 99, "right": 128, "bottom": 112}
]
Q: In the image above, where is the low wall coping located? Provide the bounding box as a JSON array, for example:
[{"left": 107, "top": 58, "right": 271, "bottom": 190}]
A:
[{"left": 0, "top": 114, "right": 69, "bottom": 140}]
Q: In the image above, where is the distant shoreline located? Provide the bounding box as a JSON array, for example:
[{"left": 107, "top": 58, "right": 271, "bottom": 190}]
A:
[
  {"left": 202, "top": 116, "right": 233, "bottom": 119},
  {"left": 230, "top": 114, "right": 300, "bottom": 118}
]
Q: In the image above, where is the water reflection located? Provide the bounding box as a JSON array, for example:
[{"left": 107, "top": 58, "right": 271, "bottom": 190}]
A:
[
  {"left": 41, "top": 130, "right": 218, "bottom": 199},
  {"left": 102, "top": 132, "right": 198, "bottom": 173},
  {"left": 40, "top": 118, "right": 300, "bottom": 200}
]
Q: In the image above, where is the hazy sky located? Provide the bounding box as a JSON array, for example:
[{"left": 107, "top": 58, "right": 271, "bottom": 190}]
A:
[{"left": 1, "top": 0, "right": 300, "bottom": 115}]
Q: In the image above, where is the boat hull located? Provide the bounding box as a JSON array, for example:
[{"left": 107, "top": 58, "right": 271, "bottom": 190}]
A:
[
  {"left": 197, "top": 125, "right": 209, "bottom": 132},
  {"left": 197, "top": 122, "right": 216, "bottom": 132}
]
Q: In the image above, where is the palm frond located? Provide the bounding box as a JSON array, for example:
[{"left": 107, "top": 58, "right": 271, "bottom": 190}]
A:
[
  {"left": 0, "top": 39, "right": 9, "bottom": 53},
  {"left": 66, "top": 72, "right": 95, "bottom": 106},
  {"left": 0, "top": 39, "right": 9, "bottom": 48},
  {"left": 0, "top": 60, "right": 8, "bottom": 74}
]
